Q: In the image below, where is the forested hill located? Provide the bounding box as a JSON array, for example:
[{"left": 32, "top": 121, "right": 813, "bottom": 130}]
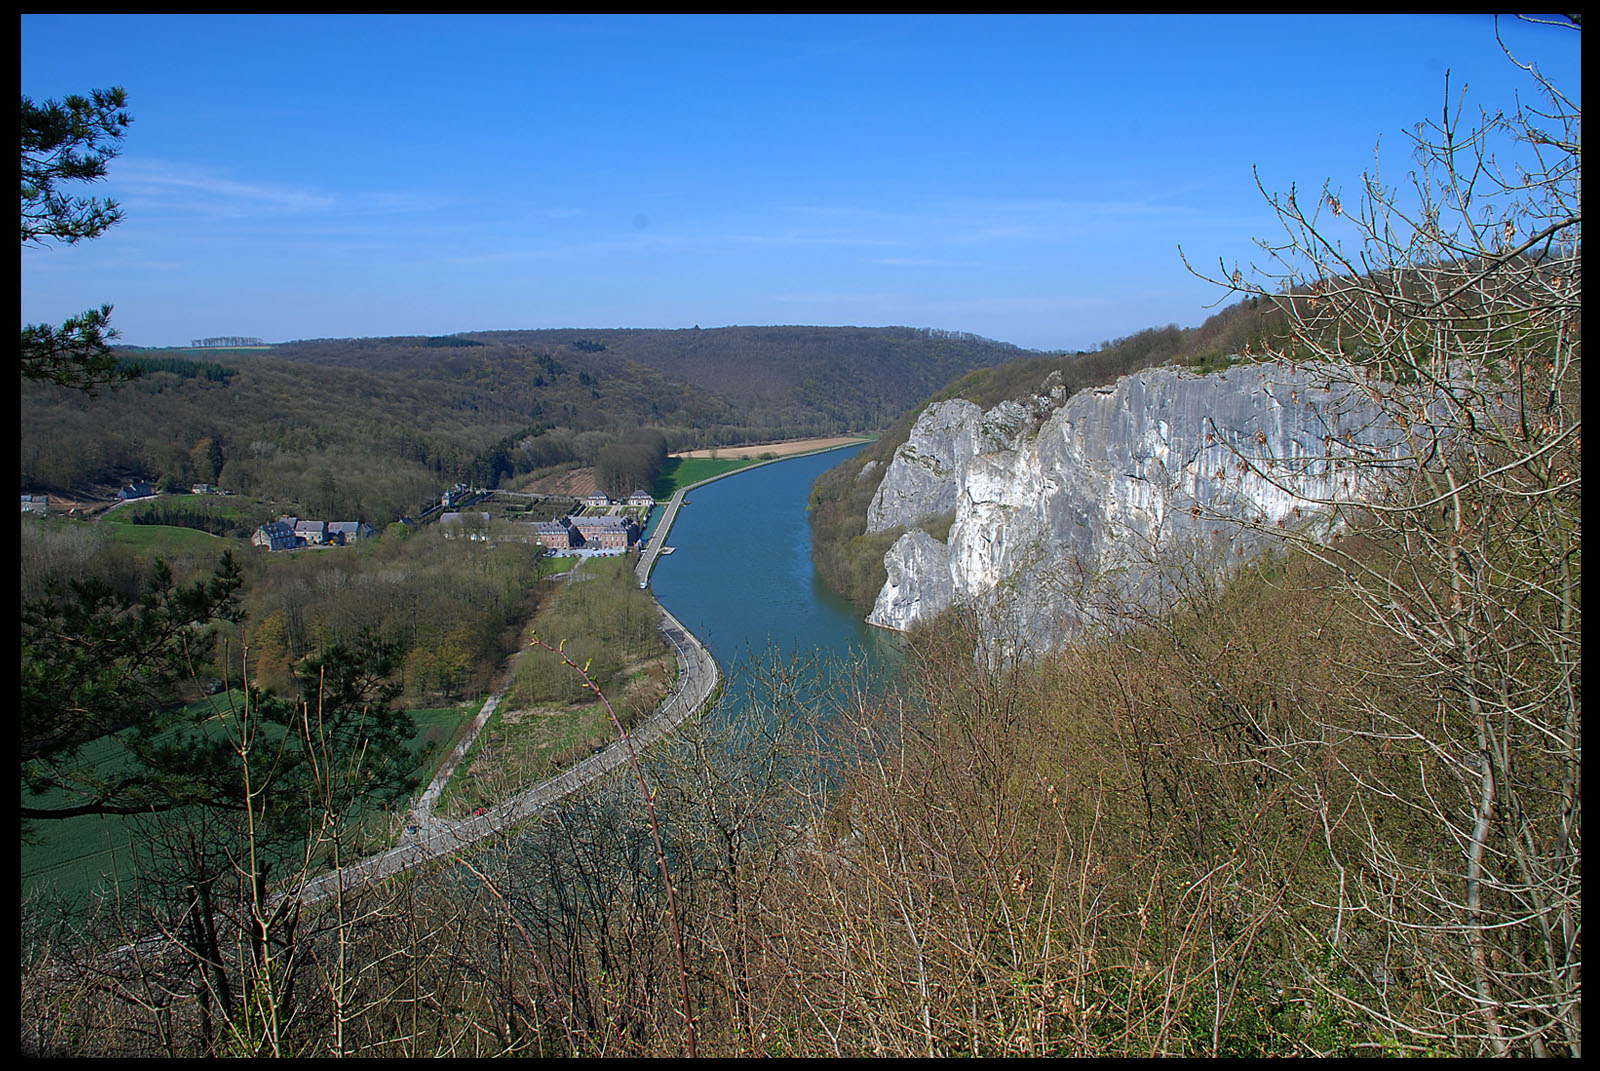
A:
[
  {"left": 21, "top": 325, "right": 1026, "bottom": 525},
  {"left": 268, "top": 325, "right": 1029, "bottom": 435}
]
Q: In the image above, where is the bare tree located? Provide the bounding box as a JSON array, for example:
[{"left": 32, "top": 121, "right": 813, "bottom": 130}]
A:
[{"left": 1191, "top": 20, "right": 1580, "bottom": 1056}]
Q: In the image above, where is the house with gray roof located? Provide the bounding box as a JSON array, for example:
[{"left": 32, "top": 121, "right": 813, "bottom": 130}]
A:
[
  {"left": 326, "top": 520, "right": 376, "bottom": 545},
  {"left": 252, "top": 520, "right": 299, "bottom": 551},
  {"left": 568, "top": 514, "right": 641, "bottom": 550},
  {"left": 532, "top": 519, "right": 576, "bottom": 551}
]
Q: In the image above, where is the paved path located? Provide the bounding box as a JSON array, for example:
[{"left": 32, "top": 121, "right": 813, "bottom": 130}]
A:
[
  {"left": 295, "top": 598, "right": 718, "bottom": 904},
  {"left": 635, "top": 487, "right": 688, "bottom": 585}
]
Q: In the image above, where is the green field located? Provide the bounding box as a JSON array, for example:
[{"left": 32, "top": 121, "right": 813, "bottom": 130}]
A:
[
  {"left": 98, "top": 512, "right": 234, "bottom": 552},
  {"left": 97, "top": 492, "right": 277, "bottom": 552},
  {"left": 21, "top": 695, "right": 477, "bottom": 909},
  {"left": 653, "top": 456, "right": 764, "bottom": 499},
  {"left": 112, "top": 492, "right": 261, "bottom": 523}
]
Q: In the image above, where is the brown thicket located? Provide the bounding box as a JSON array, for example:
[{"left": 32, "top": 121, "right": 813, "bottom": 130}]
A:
[{"left": 1182, "top": 23, "right": 1581, "bottom": 1053}]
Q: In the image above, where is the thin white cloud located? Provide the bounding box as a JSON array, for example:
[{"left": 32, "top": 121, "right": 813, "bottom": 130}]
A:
[
  {"left": 349, "top": 191, "right": 459, "bottom": 216},
  {"left": 116, "top": 157, "right": 336, "bottom": 214}
]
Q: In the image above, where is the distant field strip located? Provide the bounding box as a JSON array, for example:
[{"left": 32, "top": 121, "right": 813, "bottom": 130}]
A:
[{"left": 670, "top": 435, "right": 871, "bottom": 459}]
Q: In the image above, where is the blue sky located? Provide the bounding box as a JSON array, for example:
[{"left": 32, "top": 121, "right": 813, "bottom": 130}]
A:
[{"left": 20, "top": 14, "right": 1581, "bottom": 352}]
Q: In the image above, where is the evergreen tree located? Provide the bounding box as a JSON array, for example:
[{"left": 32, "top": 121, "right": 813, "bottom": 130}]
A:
[{"left": 20, "top": 86, "right": 137, "bottom": 393}]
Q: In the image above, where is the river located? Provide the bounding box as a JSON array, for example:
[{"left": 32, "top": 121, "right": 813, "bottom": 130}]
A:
[{"left": 648, "top": 444, "right": 900, "bottom": 729}]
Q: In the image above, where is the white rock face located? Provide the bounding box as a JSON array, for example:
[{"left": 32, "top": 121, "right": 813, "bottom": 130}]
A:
[
  {"left": 865, "top": 397, "right": 1042, "bottom": 533},
  {"left": 867, "top": 361, "right": 1417, "bottom": 659},
  {"left": 865, "top": 400, "right": 980, "bottom": 532},
  {"left": 871, "top": 528, "right": 955, "bottom": 627}
]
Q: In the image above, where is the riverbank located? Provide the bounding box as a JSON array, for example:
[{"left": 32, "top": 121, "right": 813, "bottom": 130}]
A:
[{"left": 640, "top": 438, "right": 870, "bottom": 579}]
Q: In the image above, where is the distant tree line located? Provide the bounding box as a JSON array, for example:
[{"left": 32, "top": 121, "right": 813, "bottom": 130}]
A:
[
  {"left": 190, "top": 336, "right": 262, "bottom": 347},
  {"left": 22, "top": 325, "right": 1046, "bottom": 529},
  {"left": 116, "top": 354, "right": 236, "bottom": 384}
]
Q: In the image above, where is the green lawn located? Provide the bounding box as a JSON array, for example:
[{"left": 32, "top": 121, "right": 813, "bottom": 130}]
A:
[
  {"left": 410, "top": 705, "right": 474, "bottom": 758},
  {"left": 112, "top": 492, "right": 260, "bottom": 525},
  {"left": 20, "top": 697, "right": 241, "bottom": 909}
]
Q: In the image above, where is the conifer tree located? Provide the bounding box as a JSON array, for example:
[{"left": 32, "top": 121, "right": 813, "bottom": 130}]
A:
[{"left": 20, "top": 86, "right": 136, "bottom": 393}]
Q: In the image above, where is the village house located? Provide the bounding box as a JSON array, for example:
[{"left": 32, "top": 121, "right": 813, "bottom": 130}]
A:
[
  {"left": 117, "top": 480, "right": 155, "bottom": 501},
  {"left": 250, "top": 515, "right": 375, "bottom": 551},
  {"left": 251, "top": 520, "right": 298, "bottom": 551},
  {"left": 326, "top": 520, "right": 376, "bottom": 545},
  {"left": 295, "top": 519, "right": 327, "bottom": 545},
  {"left": 21, "top": 493, "right": 48, "bottom": 516}
]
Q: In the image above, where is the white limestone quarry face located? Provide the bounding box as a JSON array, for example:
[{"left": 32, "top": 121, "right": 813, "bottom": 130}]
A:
[
  {"left": 865, "top": 397, "right": 1040, "bottom": 535},
  {"left": 866, "top": 360, "right": 1419, "bottom": 654},
  {"left": 946, "top": 439, "right": 1048, "bottom": 600}
]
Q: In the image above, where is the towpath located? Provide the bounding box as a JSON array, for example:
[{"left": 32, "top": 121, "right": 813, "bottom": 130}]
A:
[{"left": 297, "top": 597, "right": 717, "bottom": 903}]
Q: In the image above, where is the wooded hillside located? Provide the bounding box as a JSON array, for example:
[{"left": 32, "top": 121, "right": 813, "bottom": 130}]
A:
[{"left": 21, "top": 326, "right": 1027, "bottom": 522}]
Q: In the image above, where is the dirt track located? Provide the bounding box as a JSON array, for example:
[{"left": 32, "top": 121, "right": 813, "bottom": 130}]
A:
[{"left": 670, "top": 435, "right": 870, "bottom": 460}]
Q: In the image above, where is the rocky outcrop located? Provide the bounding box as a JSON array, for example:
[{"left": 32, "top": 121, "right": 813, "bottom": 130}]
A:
[
  {"left": 864, "top": 400, "right": 982, "bottom": 532},
  {"left": 865, "top": 378, "right": 1069, "bottom": 534},
  {"left": 865, "top": 361, "right": 1417, "bottom": 660},
  {"left": 871, "top": 528, "right": 956, "bottom": 629}
]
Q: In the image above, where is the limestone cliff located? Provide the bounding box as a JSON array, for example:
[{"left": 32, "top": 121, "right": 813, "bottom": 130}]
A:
[{"left": 865, "top": 361, "right": 1416, "bottom": 659}]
